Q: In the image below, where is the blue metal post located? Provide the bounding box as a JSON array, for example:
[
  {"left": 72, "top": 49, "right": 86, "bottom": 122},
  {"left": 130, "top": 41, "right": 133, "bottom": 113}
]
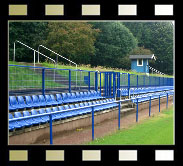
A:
[
  {"left": 137, "top": 75, "right": 138, "bottom": 88},
  {"left": 128, "top": 73, "right": 130, "bottom": 96},
  {"left": 106, "top": 73, "right": 108, "bottom": 96},
  {"left": 88, "top": 72, "right": 90, "bottom": 91},
  {"left": 42, "top": 68, "right": 45, "bottom": 96},
  {"left": 159, "top": 95, "right": 161, "bottom": 112},
  {"left": 136, "top": 98, "right": 139, "bottom": 122},
  {"left": 113, "top": 72, "right": 116, "bottom": 98},
  {"left": 92, "top": 107, "right": 94, "bottom": 141},
  {"left": 166, "top": 93, "right": 168, "bottom": 109},
  {"left": 69, "top": 70, "right": 71, "bottom": 93},
  {"left": 109, "top": 73, "right": 111, "bottom": 97},
  {"left": 149, "top": 96, "right": 151, "bottom": 117},
  {"left": 117, "top": 73, "right": 120, "bottom": 98},
  {"left": 95, "top": 71, "right": 98, "bottom": 92},
  {"left": 100, "top": 72, "right": 102, "bottom": 94},
  {"left": 118, "top": 102, "right": 121, "bottom": 130},
  {"left": 49, "top": 114, "right": 53, "bottom": 144}
]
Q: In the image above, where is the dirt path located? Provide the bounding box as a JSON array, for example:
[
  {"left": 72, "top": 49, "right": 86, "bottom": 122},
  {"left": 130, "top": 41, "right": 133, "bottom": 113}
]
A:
[{"left": 35, "top": 101, "right": 173, "bottom": 145}]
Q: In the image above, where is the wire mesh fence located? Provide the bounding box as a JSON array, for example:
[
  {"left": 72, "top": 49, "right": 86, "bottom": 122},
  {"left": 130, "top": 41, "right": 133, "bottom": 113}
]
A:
[{"left": 9, "top": 65, "right": 174, "bottom": 96}]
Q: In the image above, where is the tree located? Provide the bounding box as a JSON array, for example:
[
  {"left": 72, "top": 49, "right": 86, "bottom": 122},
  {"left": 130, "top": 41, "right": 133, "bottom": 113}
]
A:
[
  {"left": 123, "top": 22, "right": 174, "bottom": 74},
  {"left": 90, "top": 22, "right": 138, "bottom": 68},
  {"left": 43, "top": 22, "right": 100, "bottom": 65},
  {"left": 9, "top": 22, "right": 48, "bottom": 62}
]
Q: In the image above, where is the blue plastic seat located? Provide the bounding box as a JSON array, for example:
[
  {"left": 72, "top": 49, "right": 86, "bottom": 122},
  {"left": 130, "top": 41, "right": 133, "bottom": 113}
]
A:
[
  {"left": 38, "top": 95, "right": 52, "bottom": 107},
  {"left": 75, "top": 92, "right": 82, "bottom": 102},
  {"left": 14, "top": 112, "right": 32, "bottom": 127},
  {"left": 38, "top": 109, "right": 49, "bottom": 122},
  {"left": 31, "top": 110, "right": 46, "bottom": 123},
  {"left": 51, "top": 107, "right": 62, "bottom": 120},
  {"left": 62, "top": 93, "right": 69, "bottom": 103},
  {"left": 23, "top": 111, "right": 40, "bottom": 125},
  {"left": 9, "top": 103, "right": 17, "bottom": 112},
  {"left": 9, "top": 96, "right": 24, "bottom": 110},
  {"left": 9, "top": 113, "right": 23, "bottom": 130},
  {"left": 64, "top": 105, "right": 75, "bottom": 117},
  {"left": 17, "top": 96, "right": 32, "bottom": 109},
  {"left": 58, "top": 106, "right": 70, "bottom": 119},
  {"left": 25, "top": 96, "right": 39, "bottom": 108},
  {"left": 71, "top": 93, "right": 79, "bottom": 102},
  {"left": 32, "top": 95, "right": 45, "bottom": 107},
  {"left": 69, "top": 104, "right": 80, "bottom": 116},
  {"left": 55, "top": 94, "right": 63, "bottom": 104},
  {"left": 45, "top": 95, "right": 58, "bottom": 106},
  {"left": 50, "top": 94, "right": 60, "bottom": 105},
  {"left": 83, "top": 92, "right": 90, "bottom": 101}
]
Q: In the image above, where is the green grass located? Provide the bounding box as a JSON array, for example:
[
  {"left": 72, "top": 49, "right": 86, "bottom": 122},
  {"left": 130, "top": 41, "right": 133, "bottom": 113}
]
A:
[{"left": 86, "top": 106, "right": 174, "bottom": 145}]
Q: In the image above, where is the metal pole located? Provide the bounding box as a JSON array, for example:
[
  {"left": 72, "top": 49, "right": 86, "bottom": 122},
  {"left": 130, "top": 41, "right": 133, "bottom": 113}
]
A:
[
  {"left": 38, "top": 46, "right": 40, "bottom": 63},
  {"left": 42, "top": 68, "right": 45, "bottom": 96},
  {"left": 76, "top": 64, "right": 77, "bottom": 89},
  {"left": 49, "top": 114, "right": 53, "bottom": 144},
  {"left": 118, "top": 101, "right": 121, "bottom": 130},
  {"left": 34, "top": 50, "right": 36, "bottom": 68},
  {"left": 136, "top": 98, "right": 138, "bottom": 122},
  {"left": 13, "top": 42, "right": 16, "bottom": 61},
  {"left": 69, "top": 70, "right": 71, "bottom": 93},
  {"left": 149, "top": 96, "right": 151, "bottom": 117},
  {"left": 88, "top": 72, "right": 90, "bottom": 91},
  {"left": 92, "top": 107, "right": 94, "bottom": 141}
]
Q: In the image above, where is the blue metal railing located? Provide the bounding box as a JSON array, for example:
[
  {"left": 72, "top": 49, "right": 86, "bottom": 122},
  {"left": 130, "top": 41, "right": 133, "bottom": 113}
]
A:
[{"left": 9, "top": 91, "right": 174, "bottom": 144}]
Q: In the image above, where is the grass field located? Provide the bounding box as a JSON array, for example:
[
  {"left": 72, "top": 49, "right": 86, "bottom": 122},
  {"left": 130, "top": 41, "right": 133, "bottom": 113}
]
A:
[{"left": 86, "top": 106, "right": 174, "bottom": 145}]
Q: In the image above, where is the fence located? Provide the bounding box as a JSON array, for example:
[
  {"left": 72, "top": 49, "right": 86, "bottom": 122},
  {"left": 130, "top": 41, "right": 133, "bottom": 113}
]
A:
[
  {"left": 9, "top": 65, "right": 174, "bottom": 97},
  {"left": 9, "top": 65, "right": 97, "bottom": 96}
]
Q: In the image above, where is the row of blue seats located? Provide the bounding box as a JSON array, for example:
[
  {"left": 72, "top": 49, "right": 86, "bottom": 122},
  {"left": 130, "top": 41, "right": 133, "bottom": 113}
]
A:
[
  {"left": 131, "top": 90, "right": 174, "bottom": 103},
  {"left": 121, "top": 86, "right": 174, "bottom": 96},
  {"left": 9, "top": 91, "right": 105, "bottom": 111},
  {"left": 9, "top": 98, "right": 118, "bottom": 131}
]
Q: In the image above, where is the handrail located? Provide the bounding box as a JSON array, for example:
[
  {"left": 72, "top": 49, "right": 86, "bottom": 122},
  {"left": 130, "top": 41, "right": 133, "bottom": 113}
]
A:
[
  {"left": 9, "top": 99, "right": 131, "bottom": 122},
  {"left": 13, "top": 41, "right": 56, "bottom": 67},
  {"left": 38, "top": 44, "right": 78, "bottom": 88}
]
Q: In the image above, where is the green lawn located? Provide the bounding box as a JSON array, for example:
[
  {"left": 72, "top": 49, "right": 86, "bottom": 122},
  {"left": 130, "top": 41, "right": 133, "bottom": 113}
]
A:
[{"left": 86, "top": 106, "right": 174, "bottom": 145}]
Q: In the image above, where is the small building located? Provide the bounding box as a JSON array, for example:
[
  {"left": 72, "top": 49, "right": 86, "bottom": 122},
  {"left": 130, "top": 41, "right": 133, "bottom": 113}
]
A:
[{"left": 129, "top": 54, "right": 156, "bottom": 74}]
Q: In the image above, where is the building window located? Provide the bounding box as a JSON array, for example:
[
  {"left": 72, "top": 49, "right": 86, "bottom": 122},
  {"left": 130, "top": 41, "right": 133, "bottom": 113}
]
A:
[{"left": 137, "top": 59, "right": 143, "bottom": 66}]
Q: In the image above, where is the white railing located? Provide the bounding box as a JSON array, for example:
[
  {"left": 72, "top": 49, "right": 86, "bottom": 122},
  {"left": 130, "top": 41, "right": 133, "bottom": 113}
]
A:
[
  {"left": 149, "top": 65, "right": 165, "bottom": 75},
  {"left": 13, "top": 41, "right": 56, "bottom": 67},
  {"left": 38, "top": 44, "right": 78, "bottom": 88}
]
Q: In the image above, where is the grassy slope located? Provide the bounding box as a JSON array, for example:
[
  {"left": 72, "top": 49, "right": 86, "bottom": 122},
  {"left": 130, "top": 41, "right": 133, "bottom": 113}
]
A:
[{"left": 86, "top": 106, "right": 174, "bottom": 145}]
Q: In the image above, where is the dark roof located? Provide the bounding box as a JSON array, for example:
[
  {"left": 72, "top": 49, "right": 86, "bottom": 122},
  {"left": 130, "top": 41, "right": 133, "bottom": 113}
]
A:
[{"left": 129, "top": 54, "right": 156, "bottom": 60}]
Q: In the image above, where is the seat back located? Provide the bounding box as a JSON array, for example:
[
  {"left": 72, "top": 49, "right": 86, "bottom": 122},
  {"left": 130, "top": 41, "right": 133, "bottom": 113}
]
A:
[
  {"left": 31, "top": 110, "right": 38, "bottom": 115},
  {"left": 46, "top": 108, "right": 52, "bottom": 113},
  {"left": 38, "top": 95, "right": 46, "bottom": 102},
  {"left": 32, "top": 95, "right": 39, "bottom": 103},
  {"left": 75, "top": 92, "right": 80, "bottom": 97},
  {"left": 45, "top": 95, "right": 52, "bottom": 102},
  {"left": 14, "top": 112, "right": 22, "bottom": 118},
  {"left": 9, "top": 113, "right": 14, "bottom": 119},
  {"left": 39, "top": 109, "right": 46, "bottom": 114},
  {"left": 67, "top": 93, "right": 72, "bottom": 99},
  {"left": 9, "top": 96, "right": 18, "bottom": 106},
  {"left": 71, "top": 93, "right": 76, "bottom": 99},
  {"left": 58, "top": 106, "right": 65, "bottom": 111},
  {"left": 79, "top": 103, "right": 84, "bottom": 107},
  {"left": 64, "top": 105, "right": 70, "bottom": 110},
  {"left": 50, "top": 95, "right": 56, "bottom": 101},
  {"left": 25, "top": 96, "right": 33, "bottom": 104},
  {"left": 52, "top": 107, "right": 58, "bottom": 112},
  {"left": 80, "top": 92, "right": 84, "bottom": 97},
  {"left": 84, "top": 92, "right": 88, "bottom": 97},
  {"left": 83, "top": 102, "right": 89, "bottom": 106},
  {"left": 17, "top": 96, "right": 25, "bottom": 104},
  {"left": 75, "top": 104, "right": 80, "bottom": 108},
  {"left": 69, "top": 105, "right": 75, "bottom": 109},
  {"left": 56, "top": 94, "right": 62, "bottom": 101},
  {"left": 92, "top": 101, "right": 96, "bottom": 105},
  {"left": 23, "top": 111, "right": 31, "bottom": 117},
  {"left": 61, "top": 93, "right": 67, "bottom": 100},
  {"left": 88, "top": 102, "right": 93, "bottom": 105}
]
